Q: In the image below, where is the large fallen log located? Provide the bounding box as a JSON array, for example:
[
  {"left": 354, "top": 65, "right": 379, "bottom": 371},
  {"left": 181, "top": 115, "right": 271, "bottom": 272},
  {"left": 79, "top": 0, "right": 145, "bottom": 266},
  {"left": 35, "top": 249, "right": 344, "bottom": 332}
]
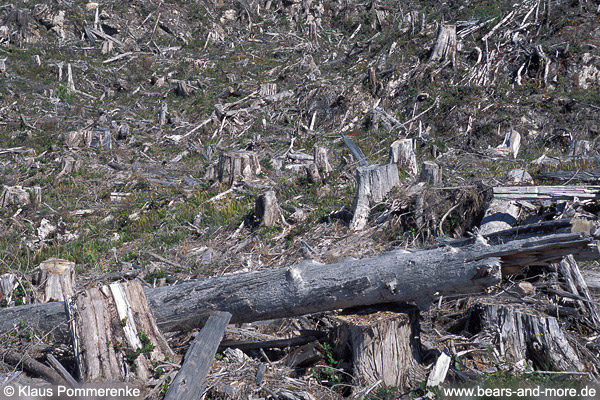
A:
[
  {"left": 493, "top": 185, "right": 600, "bottom": 201},
  {"left": 1, "top": 233, "right": 599, "bottom": 341}
]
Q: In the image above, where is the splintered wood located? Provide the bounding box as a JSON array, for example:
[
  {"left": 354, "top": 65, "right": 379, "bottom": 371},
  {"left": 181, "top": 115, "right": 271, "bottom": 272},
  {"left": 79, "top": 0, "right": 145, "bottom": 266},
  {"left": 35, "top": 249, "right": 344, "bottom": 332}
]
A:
[{"left": 66, "top": 281, "right": 173, "bottom": 383}]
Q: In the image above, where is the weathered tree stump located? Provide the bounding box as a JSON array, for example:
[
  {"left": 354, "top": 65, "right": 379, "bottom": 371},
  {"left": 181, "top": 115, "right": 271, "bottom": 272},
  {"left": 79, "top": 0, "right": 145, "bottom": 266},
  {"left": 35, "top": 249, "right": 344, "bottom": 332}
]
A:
[
  {"left": 388, "top": 139, "right": 417, "bottom": 176},
  {"left": 66, "top": 281, "right": 173, "bottom": 382},
  {"left": 259, "top": 83, "right": 277, "bottom": 97},
  {"left": 569, "top": 140, "right": 595, "bottom": 156},
  {"left": 58, "top": 155, "right": 83, "bottom": 177},
  {"left": 487, "top": 129, "right": 521, "bottom": 159},
  {"left": 159, "top": 102, "right": 168, "bottom": 126},
  {"left": 175, "top": 81, "right": 192, "bottom": 97},
  {"left": 217, "top": 151, "right": 261, "bottom": 185},
  {"left": 255, "top": 190, "right": 281, "bottom": 227},
  {"left": 351, "top": 163, "right": 400, "bottom": 230},
  {"left": 33, "top": 258, "right": 75, "bottom": 303},
  {"left": 429, "top": 24, "right": 456, "bottom": 65},
  {"left": 313, "top": 146, "right": 332, "bottom": 174},
  {"left": 0, "top": 186, "right": 30, "bottom": 208},
  {"left": 466, "top": 300, "right": 584, "bottom": 371},
  {"left": 332, "top": 306, "right": 424, "bottom": 391},
  {"left": 64, "top": 130, "right": 93, "bottom": 148},
  {"left": 419, "top": 162, "right": 441, "bottom": 185},
  {"left": 0, "top": 273, "right": 17, "bottom": 306}
]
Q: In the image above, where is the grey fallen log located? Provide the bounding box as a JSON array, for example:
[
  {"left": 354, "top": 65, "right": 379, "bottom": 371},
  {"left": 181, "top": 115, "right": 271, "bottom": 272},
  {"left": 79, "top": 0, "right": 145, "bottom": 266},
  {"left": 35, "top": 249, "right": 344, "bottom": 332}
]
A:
[
  {"left": 164, "top": 312, "right": 231, "bottom": 400},
  {"left": 1, "top": 233, "right": 600, "bottom": 340},
  {"left": 536, "top": 171, "right": 600, "bottom": 184},
  {"left": 493, "top": 185, "right": 600, "bottom": 201}
]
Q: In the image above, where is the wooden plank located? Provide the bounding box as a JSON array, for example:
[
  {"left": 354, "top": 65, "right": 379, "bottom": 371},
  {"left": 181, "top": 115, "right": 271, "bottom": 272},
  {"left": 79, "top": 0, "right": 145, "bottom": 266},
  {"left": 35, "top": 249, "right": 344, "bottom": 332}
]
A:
[
  {"left": 493, "top": 185, "right": 600, "bottom": 201},
  {"left": 164, "top": 312, "right": 232, "bottom": 400}
]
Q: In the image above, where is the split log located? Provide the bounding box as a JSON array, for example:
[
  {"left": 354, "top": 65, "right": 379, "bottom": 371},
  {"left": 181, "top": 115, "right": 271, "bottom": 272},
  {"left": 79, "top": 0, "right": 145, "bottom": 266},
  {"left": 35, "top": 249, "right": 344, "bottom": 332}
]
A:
[
  {"left": 419, "top": 162, "right": 441, "bottom": 185},
  {"left": 0, "top": 186, "right": 30, "bottom": 208},
  {"left": 33, "top": 258, "right": 75, "bottom": 303},
  {"left": 313, "top": 146, "right": 332, "bottom": 174},
  {"left": 426, "top": 351, "right": 451, "bottom": 388},
  {"left": 389, "top": 139, "right": 417, "bottom": 176},
  {"left": 2, "top": 232, "right": 600, "bottom": 340},
  {"left": 217, "top": 151, "right": 261, "bottom": 185},
  {"left": 536, "top": 171, "right": 600, "bottom": 184},
  {"left": 255, "top": 190, "right": 281, "bottom": 227},
  {"left": 429, "top": 24, "right": 456, "bottom": 65},
  {"left": 66, "top": 281, "right": 173, "bottom": 382},
  {"left": 164, "top": 312, "right": 231, "bottom": 400},
  {"left": 332, "top": 306, "right": 424, "bottom": 390},
  {"left": 467, "top": 300, "right": 584, "bottom": 371},
  {"left": 351, "top": 163, "right": 400, "bottom": 230},
  {"left": 493, "top": 185, "right": 600, "bottom": 201}
]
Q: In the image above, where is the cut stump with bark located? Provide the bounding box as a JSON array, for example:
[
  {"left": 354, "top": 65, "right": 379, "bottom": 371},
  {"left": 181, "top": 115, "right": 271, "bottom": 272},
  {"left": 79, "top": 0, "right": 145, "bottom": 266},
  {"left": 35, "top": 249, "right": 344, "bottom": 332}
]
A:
[
  {"left": 351, "top": 163, "right": 400, "bottom": 230},
  {"left": 33, "top": 258, "right": 75, "bottom": 303},
  {"left": 389, "top": 139, "right": 417, "bottom": 177},
  {"left": 217, "top": 151, "right": 261, "bottom": 185},
  {"left": 332, "top": 306, "right": 424, "bottom": 391},
  {"left": 66, "top": 281, "right": 173, "bottom": 383}
]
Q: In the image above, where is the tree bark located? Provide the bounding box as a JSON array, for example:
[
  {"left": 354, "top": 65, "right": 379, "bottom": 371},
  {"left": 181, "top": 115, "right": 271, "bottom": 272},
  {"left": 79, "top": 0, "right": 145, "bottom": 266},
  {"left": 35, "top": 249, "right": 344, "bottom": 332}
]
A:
[
  {"left": 1, "top": 232, "right": 599, "bottom": 341},
  {"left": 479, "top": 199, "right": 520, "bottom": 235}
]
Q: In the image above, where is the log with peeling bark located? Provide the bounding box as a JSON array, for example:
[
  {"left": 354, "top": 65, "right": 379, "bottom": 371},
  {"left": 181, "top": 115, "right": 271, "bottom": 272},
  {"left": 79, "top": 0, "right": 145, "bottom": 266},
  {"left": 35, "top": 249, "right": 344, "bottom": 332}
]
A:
[
  {"left": 332, "top": 306, "right": 424, "bottom": 390},
  {"left": 33, "top": 258, "right": 75, "bottom": 303},
  {"left": 351, "top": 163, "right": 400, "bottom": 230},
  {"left": 493, "top": 185, "right": 600, "bottom": 201},
  {"left": 467, "top": 300, "right": 584, "bottom": 371},
  {"left": 66, "top": 281, "right": 173, "bottom": 382},
  {"left": 1, "top": 232, "right": 600, "bottom": 341}
]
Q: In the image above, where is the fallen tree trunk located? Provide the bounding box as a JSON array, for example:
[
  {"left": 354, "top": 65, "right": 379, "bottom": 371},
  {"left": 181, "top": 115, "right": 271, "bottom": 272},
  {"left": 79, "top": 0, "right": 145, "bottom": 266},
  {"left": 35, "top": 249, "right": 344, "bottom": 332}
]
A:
[
  {"left": 1, "top": 233, "right": 598, "bottom": 341},
  {"left": 536, "top": 171, "right": 600, "bottom": 184},
  {"left": 493, "top": 185, "right": 600, "bottom": 201}
]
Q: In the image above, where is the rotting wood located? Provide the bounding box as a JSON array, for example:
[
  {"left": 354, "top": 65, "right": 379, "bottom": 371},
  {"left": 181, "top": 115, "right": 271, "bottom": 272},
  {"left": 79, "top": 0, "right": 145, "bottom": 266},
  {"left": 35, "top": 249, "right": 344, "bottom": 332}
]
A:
[
  {"left": 2, "top": 232, "right": 600, "bottom": 340},
  {"left": 0, "top": 350, "right": 67, "bottom": 385},
  {"left": 164, "top": 312, "right": 231, "bottom": 400},
  {"left": 493, "top": 185, "right": 600, "bottom": 201},
  {"left": 66, "top": 281, "right": 173, "bottom": 382},
  {"left": 351, "top": 163, "right": 400, "bottom": 230},
  {"left": 33, "top": 258, "right": 75, "bottom": 303}
]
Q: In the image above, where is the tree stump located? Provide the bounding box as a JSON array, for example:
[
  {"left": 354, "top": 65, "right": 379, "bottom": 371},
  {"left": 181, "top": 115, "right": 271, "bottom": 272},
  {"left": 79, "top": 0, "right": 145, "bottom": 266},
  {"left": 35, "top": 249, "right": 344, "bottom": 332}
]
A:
[
  {"left": 332, "top": 306, "right": 424, "bottom": 391},
  {"left": 569, "top": 140, "right": 595, "bottom": 156},
  {"left": 0, "top": 186, "right": 31, "bottom": 208},
  {"left": 419, "top": 162, "right": 441, "bottom": 185},
  {"left": 259, "top": 83, "right": 277, "bottom": 97},
  {"left": 0, "top": 273, "right": 17, "bottom": 306},
  {"left": 350, "top": 163, "right": 400, "bottom": 230},
  {"left": 313, "top": 146, "right": 332, "bottom": 174},
  {"left": 466, "top": 300, "right": 584, "bottom": 371},
  {"left": 159, "top": 102, "right": 168, "bottom": 126},
  {"left": 306, "top": 163, "right": 322, "bottom": 185},
  {"left": 217, "top": 151, "right": 261, "bottom": 185},
  {"left": 66, "top": 281, "right": 173, "bottom": 382},
  {"left": 64, "top": 130, "right": 93, "bottom": 148},
  {"left": 389, "top": 139, "right": 417, "bottom": 177},
  {"left": 255, "top": 190, "right": 281, "bottom": 227},
  {"left": 487, "top": 129, "right": 521, "bottom": 159},
  {"left": 33, "top": 258, "right": 75, "bottom": 303},
  {"left": 58, "top": 155, "right": 83, "bottom": 177},
  {"left": 429, "top": 24, "right": 456, "bottom": 65}
]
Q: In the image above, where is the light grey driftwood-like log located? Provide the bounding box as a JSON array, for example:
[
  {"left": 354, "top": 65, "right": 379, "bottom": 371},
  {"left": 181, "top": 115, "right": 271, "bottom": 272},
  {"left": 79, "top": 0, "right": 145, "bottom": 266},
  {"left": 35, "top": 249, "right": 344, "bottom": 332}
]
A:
[
  {"left": 467, "top": 301, "right": 584, "bottom": 371},
  {"left": 351, "top": 163, "right": 400, "bottom": 230},
  {"left": 34, "top": 258, "right": 75, "bottom": 303},
  {"left": 2, "top": 232, "right": 600, "bottom": 341},
  {"left": 164, "top": 312, "right": 231, "bottom": 400},
  {"left": 479, "top": 199, "right": 520, "bottom": 235},
  {"left": 493, "top": 185, "right": 600, "bottom": 201},
  {"left": 426, "top": 351, "right": 451, "bottom": 388},
  {"left": 389, "top": 139, "right": 417, "bottom": 176},
  {"left": 536, "top": 171, "right": 600, "bottom": 184}
]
